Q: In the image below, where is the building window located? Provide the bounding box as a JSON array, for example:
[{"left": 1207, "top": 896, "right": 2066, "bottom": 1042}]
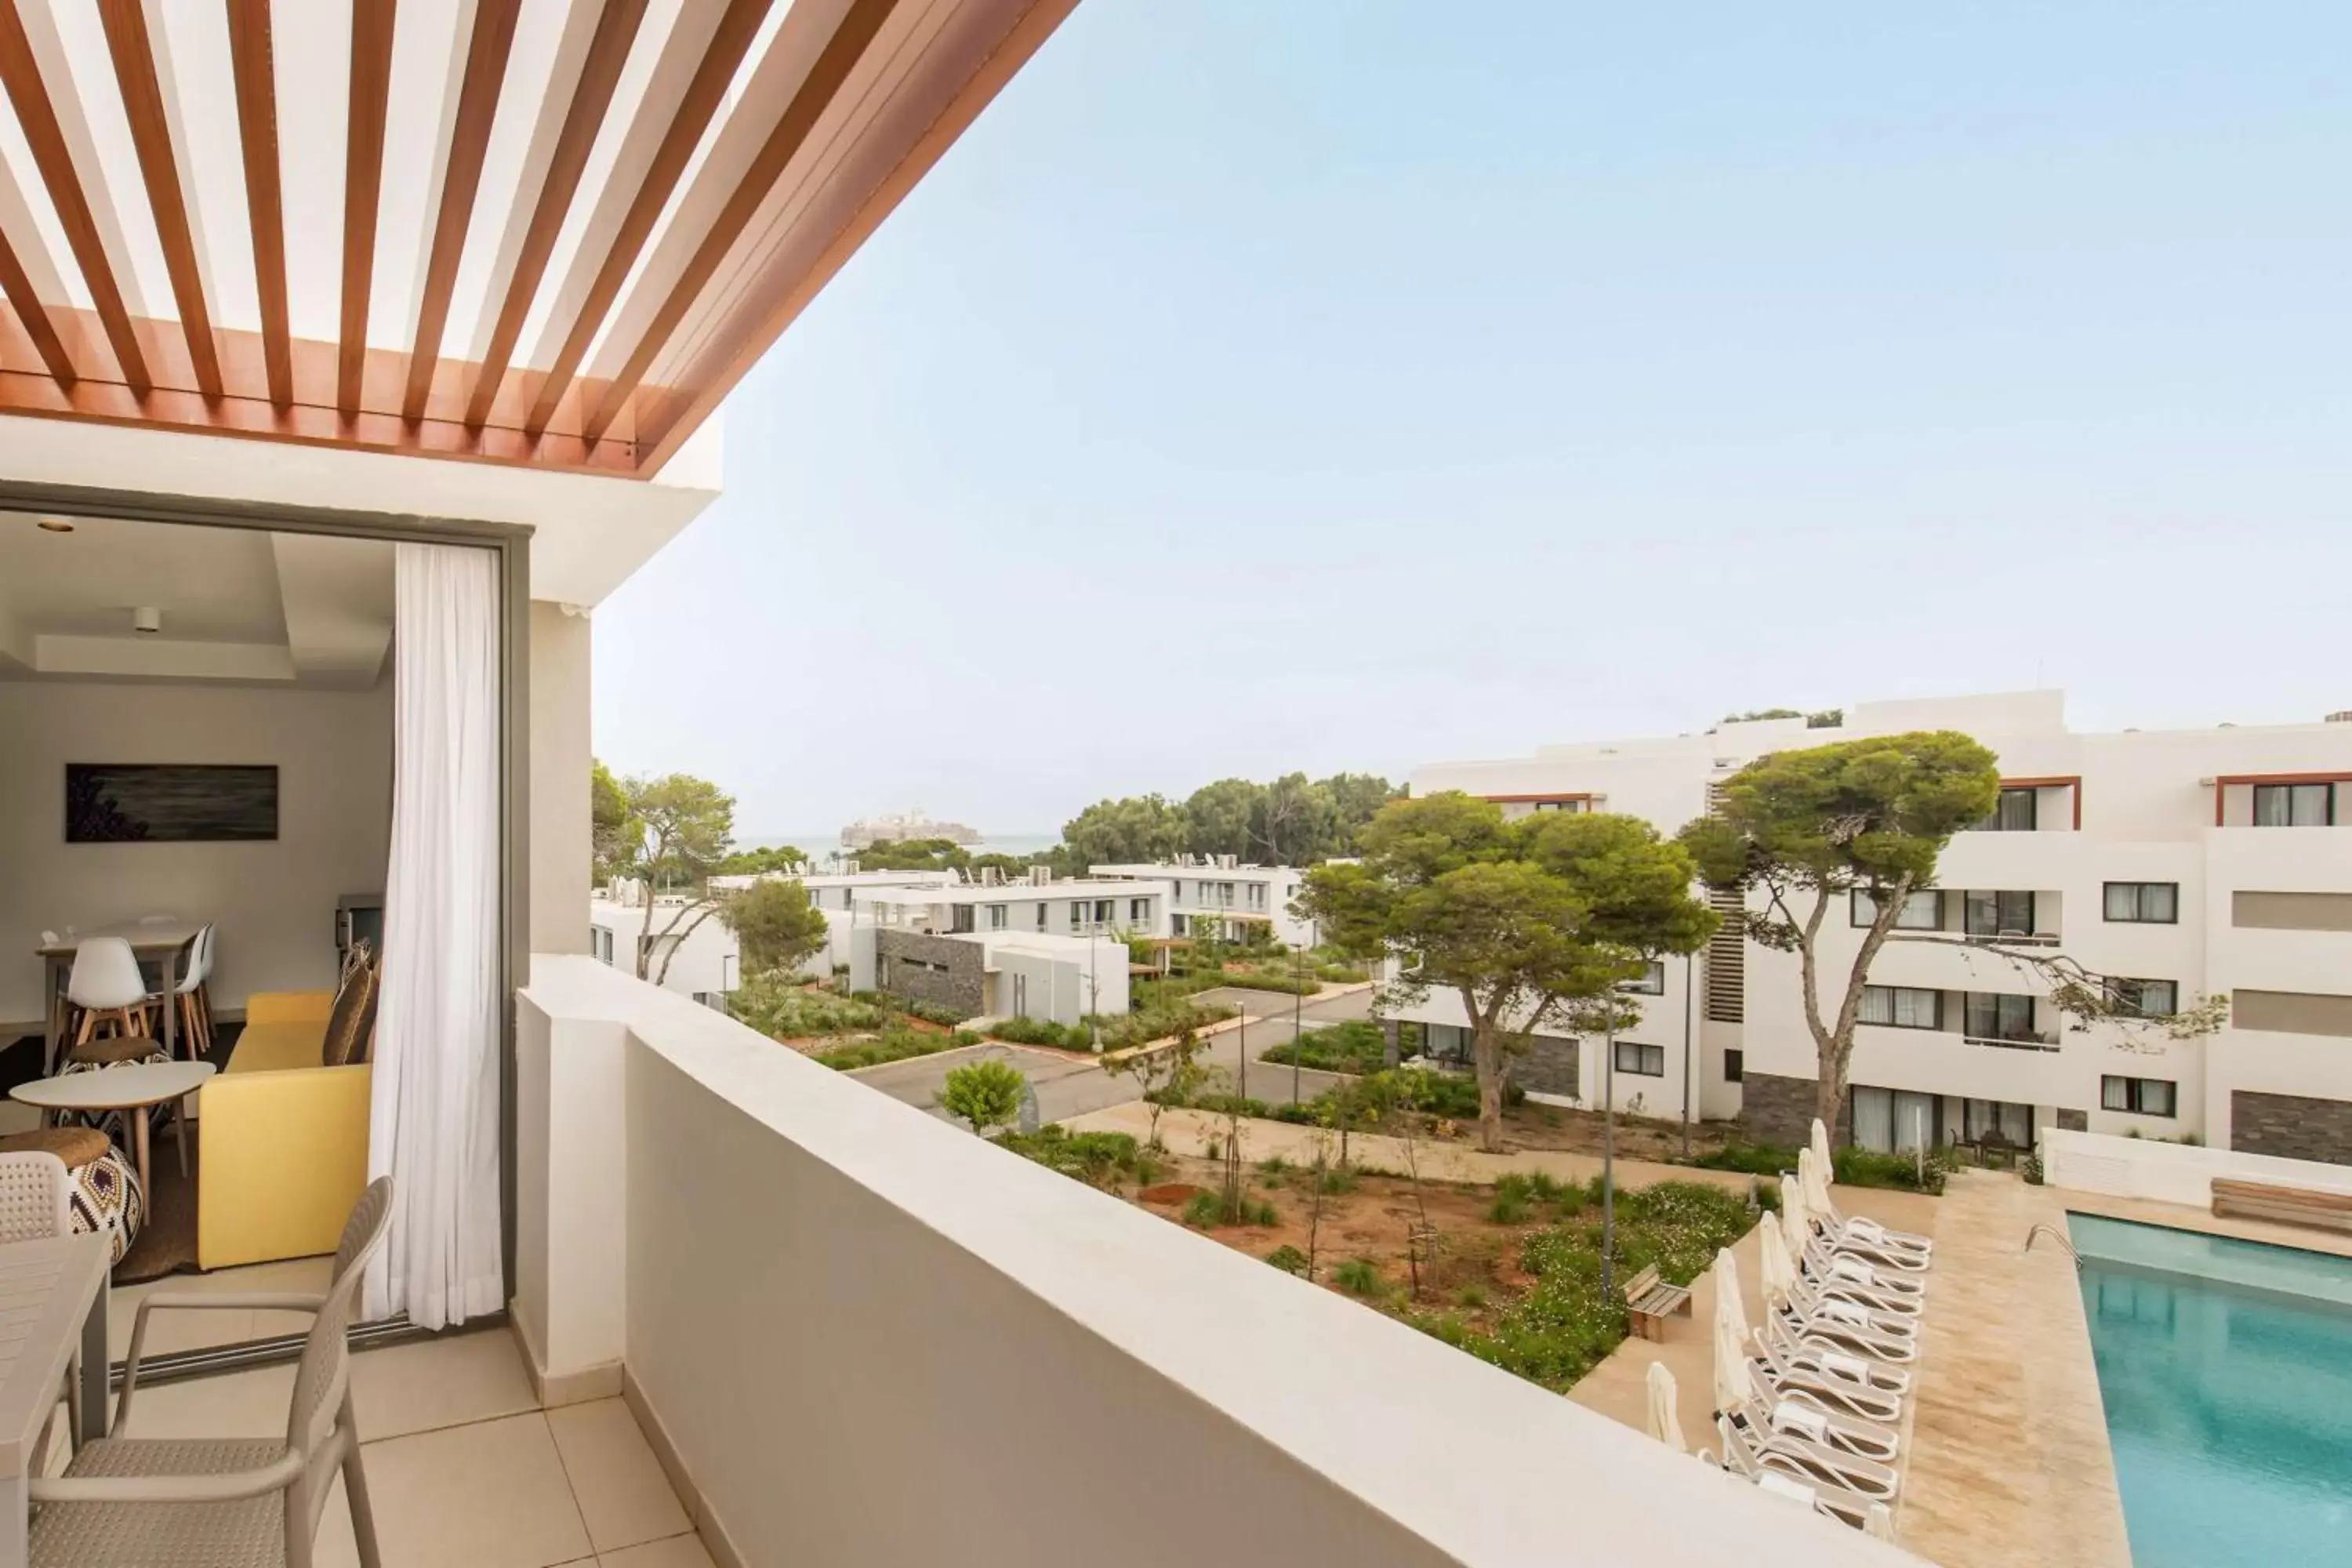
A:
[
  {"left": 591, "top": 927, "right": 613, "bottom": 965},
  {"left": 1035, "top": 902, "right": 1048, "bottom": 931},
  {"left": 2103, "top": 882, "right": 2178, "bottom": 924},
  {"left": 1980, "top": 787, "right": 2038, "bottom": 832},
  {"left": 1129, "top": 898, "right": 1149, "bottom": 924},
  {"left": 1171, "top": 880, "right": 1183, "bottom": 901},
  {"left": 1851, "top": 888, "right": 1943, "bottom": 930},
  {"left": 1613, "top": 1040, "right": 1665, "bottom": 1076},
  {"left": 950, "top": 905, "right": 975, "bottom": 935},
  {"left": 1171, "top": 913, "right": 1189, "bottom": 935},
  {"left": 985, "top": 904, "right": 1007, "bottom": 930},
  {"left": 1858, "top": 984, "right": 1942, "bottom": 1030},
  {"left": 2254, "top": 782, "right": 2335, "bottom": 826},
  {"left": 1723, "top": 1048, "right": 1744, "bottom": 1083},
  {"left": 2111, "top": 978, "right": 2178, "bottom": 1018},
  {"left": 1532, "top": 798, "right": 1587, "bottom": 813},
  {"left": 1095, "top": 899, "right": 1115, "bottom": 925},
  {"left": 1964, "top": 890, "right": 2037, "bottom": 939},
  {"left": 1069, "top": 901, "right": 1087, "bottom": 929},
  {"left": 2101, "top": 1076, "right": 2178, "bottom": 1117},
  {"left": 1964, "top": 992, "right": 2039, "bottom": 1044},
  {"left": 1621, "top": 960, "right": 1666, "bottom": 995},
  {"left": 1248, "top": 883, "right": 1265, "bottom": 909}
]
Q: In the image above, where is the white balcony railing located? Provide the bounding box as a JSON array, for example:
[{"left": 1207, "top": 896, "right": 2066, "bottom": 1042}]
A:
[
  {"left": 1964, "top": 1031, "right": 2061, "bottom": 1053},
  {"left": 514, "top": 956, "right": 1907, "bottom": 1568}
]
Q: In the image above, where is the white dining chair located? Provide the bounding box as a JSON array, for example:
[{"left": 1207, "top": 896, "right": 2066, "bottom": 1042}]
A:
[
  {"left": 150, "top": 924, "right": 216, "bottom": 1059},
  {"left": 64, "top": 937, "right": 152, "bottom": 1048}
]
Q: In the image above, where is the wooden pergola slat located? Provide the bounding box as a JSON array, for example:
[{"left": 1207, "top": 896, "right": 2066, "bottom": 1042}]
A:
[
  {"left": 583, "top": 0, "right": 898, "bottom": 445},
  {"left": 99, "top": 0, "right": 221, "bottom": 401},
  {"left": 523, "top": 0, "right": 774, "bottom": 439},
  {"left": 225, "top": 0, "right": 291, "bottom": 409},
  {"left": 0, "top": 223, "right": 74, "bottom": 387},
  {"left": 339, "top": 0, "right": 397, "bottom": 419},
  {"left": 465, "top": 0, "right": 648, "bottom": 432},
  {"left": 402, "top": 0, "right": 522, "bottom": 423},
  {"left": 0, "top": 0, "right": 149, "bottom": 397}
]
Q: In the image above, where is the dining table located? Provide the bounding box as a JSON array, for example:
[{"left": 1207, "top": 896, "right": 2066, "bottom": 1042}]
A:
[
  {"left": 33, "top": 919, "right": 204, "bottom": 1075},
  {"left": 0, "top": 1232, "right": 111, "bottom": 1567}
]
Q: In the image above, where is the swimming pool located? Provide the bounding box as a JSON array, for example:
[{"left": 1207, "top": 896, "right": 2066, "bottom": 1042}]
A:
[{"left": 2070, "top": 1213, "right": 2352, "bottom": 1567}]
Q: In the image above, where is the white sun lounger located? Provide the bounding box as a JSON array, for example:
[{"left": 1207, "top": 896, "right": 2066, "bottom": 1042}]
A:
[
  {"left": 1810, "top": 1121, "right": 1934, "bottom": 1260},
  {"left": 1755, "top": 1310, "right": 1913, "bottom": 1406},
  {"left": 1714, "top": 1415, "right": 1900, "bottom": 1523},
  {"left": 1731, "top": 1359, "right": 1901, "bottom": 1463}
]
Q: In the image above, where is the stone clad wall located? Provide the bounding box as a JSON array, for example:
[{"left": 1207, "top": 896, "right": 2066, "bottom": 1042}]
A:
[
  {"left": 1516, "top": 1037, "right": 1580, "bottom": 1098},
  {"left": 876, "top": 930, "right": 985, "bottom": 1019},
  {"left": 2230, "top": 1091, "right": 2352, "bottom": 1166},
  {"left": 1737, "top": 1071, "right": 1820, "bottom": 1148}
]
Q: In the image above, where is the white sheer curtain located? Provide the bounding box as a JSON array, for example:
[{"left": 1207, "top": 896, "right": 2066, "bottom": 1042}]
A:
[{"left": 367, "top": 542, "right": 503, "bottom": 1330}]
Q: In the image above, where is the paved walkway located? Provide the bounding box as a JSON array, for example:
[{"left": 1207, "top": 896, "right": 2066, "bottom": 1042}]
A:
[
  {"left": 1060, "top": 1102, "right": 1759, "bottom": 1196},
  {"left": 1896, "top": 1171, "right": 2131, "bottom": 1568}
]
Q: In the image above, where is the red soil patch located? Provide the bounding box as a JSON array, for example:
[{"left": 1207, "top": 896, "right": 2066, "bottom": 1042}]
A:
[{"left": 1138, "top": 1183, "right": 1209, "bottom": 1206}]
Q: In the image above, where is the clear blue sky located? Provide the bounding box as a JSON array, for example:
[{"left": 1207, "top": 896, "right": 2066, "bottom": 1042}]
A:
[{"left": 594, "top": 1, "right": 2352, "bottom": 837}]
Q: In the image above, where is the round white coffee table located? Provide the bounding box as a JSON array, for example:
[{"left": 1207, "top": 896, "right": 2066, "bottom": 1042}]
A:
[{"left": 11, "top": 1060, "right": 216, "bottom": 1196}]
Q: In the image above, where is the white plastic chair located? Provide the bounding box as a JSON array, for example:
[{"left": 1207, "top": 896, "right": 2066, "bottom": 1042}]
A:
[
  {"left": 31, "top": 1178, "right": 394, "bottom": 1568},
  {"left": 64, "top": 938, "right": 151, "bottom": 1048},
  {"left": 0, "top": 1151, "right": 72, "bottom": 1242},
  {"left": 148, "top": 924, "right": 216, "bottom": 1059}
]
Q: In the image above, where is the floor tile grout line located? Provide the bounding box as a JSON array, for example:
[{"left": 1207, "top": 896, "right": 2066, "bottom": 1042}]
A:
[{"left": 535, "top": 1404, "right": 603, "bottom": 1561}]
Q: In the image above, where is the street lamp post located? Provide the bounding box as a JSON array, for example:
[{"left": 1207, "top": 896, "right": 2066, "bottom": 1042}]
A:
[
  {"left": 1291, "top": 946, "right": 1304, "bottom": 1105},
  {"left": 1601, "top": 1015, "right": 1617, "bottom": 1302}
]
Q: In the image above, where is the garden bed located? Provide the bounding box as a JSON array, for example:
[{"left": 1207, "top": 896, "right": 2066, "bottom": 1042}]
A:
[{"left": 996, "top": 1131, "right": 1756, "bottom": 1395}]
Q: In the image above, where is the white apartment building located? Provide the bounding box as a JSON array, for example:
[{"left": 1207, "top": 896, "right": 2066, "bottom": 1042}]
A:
[
  {"left": 595, "top": 869, "right": 967, "bottom": 1005},
  {"left": 843, "top": 875, "right": 1168, "bottom": 1025},
  {"left": 1412, "top": 690, "right": 2352, "bottom": 1162},
  {"left": 1089, "top": 857, "right": 1317, "bottom": 947}
]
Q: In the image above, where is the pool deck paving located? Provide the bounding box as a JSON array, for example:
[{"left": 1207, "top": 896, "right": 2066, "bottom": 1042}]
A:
[
  {"left": 1895, "top": 1171, "right": 2131, "bottom": 1568},
  {"left": 2056, "top": 1183, "right": 2352, "bottom": 1259}
]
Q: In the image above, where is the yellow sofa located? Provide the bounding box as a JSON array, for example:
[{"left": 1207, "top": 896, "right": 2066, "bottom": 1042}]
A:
[{"left": 196, "top": 989, "right": 371, "bottom": 1271}]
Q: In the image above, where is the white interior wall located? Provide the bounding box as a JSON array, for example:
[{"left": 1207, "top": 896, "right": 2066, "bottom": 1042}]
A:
[{"left": 0, "top": 678, "right": 393, "bottom": 1026}]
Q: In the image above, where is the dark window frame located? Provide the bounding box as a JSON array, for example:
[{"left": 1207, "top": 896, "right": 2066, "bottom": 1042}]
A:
[
  {"left": 2253, "top": 782, "right": 2336, "bottom": 827},
  {"left": 1964, "top": 991, "right": 2038, "bottom": 1043},
  {"left": 2103, "top": 882, "right": 2179, "bottom": 924},
  {"left": 1983, "top": 786, "right": 2039, "bottom": 832},
  {"left": 1964, "top": 889, "right": 2038, "bottom": 938},
  {"left": 1613, "top": 1040, "right": 1665, "bottom": 1076},
  {"left": 1723, "top": 1048, "right": 1744, "bottom": 1083},
  {"left": 1859, "top": 983, "right": 1944, "bottom": 1031},
  {"left": 2111, "top": 978, "right": 2179, "bottom": 1018},
  {"left": 1621, "top": 960, "right": 1667, "bottom": 995},
  {"left": 1851, "top": 887, "right": 1945, "bottom": 931},
  {"left": 2100, "top": 1075, "right": 2178, "bottom": 1117}
]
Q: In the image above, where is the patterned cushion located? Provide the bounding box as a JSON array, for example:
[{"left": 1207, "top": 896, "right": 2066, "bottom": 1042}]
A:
[
  {"left": 0, "top": 1127, "right": 110, "bottom": 1167},
  {"left": 65, "top": 1145, "right": 143, "bottom": 1264},
  {"left": 68, "top": 1034, "right": 162, "bottom": 1066},
  {"left": 321, "top": 950, "right": 379, "bottom": 1069},
  {"left": 0, "top": 1127, "right": 145, "bottom": 1262}
]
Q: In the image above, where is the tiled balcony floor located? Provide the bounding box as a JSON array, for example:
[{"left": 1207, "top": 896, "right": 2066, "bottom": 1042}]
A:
[{"left": 74, "top": 1291, "right": 709, "bottom": 1568}]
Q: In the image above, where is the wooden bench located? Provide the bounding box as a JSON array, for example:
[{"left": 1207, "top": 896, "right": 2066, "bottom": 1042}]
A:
[
  {"left": 2212, "top": 1178, "right": 2352, "bottom": 1235},
  {"left": 1623, "top": 1264, "right": 1692, "bottom": 1341}
]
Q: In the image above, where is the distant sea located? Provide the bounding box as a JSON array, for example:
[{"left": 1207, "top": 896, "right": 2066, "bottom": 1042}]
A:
[{"left": 742, "top": 832, "right": 1061, "bottom": 864}]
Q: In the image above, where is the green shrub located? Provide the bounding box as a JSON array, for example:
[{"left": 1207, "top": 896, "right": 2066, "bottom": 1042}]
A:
[
  {"left": 1258, "top": 1155, "right": 1290, "bottom": 1175},
  {"left": 1318, "top": 1167, "right": 1359, "bottom": 1196},
  {"left": 1315, "top": 963, "right": 1370, "bottom": 984},
  {"left": 1248, "top": 1200, "right": 1280, "bottom": 1226},
  {"left": 1488, "top": 1174, "right": 1535, "bottom": 1225},
  {"left": 1089, "top": 1001, "right": 1236, "bottom": 1051},
  {"left": 811, "top": 1027, "right": 967, "bottom": 1070},
  {"left": 1526, "top": 1171, "right": 1570, "bottom": 1203},
  {"left": 986, "top": 1015, "right": 1091, "bottom": 1050},
  {"left": 1182, "top": 1192, "right": 1222, "bottom": 1229},
  {"left": 1333, "top": 1258, "right": 1385, "bottom": 1297},
  {"left": 1265, "top": 1245, "right": 1309, "bottom": 1276},
  {"left": 898, "top": 998, "right": 973, "bottom": 1027},
  {"left": 1210, "top": 968, "right": 1319, "bottom": 996},
  {"left": 1683, "top": 1142, "right": 1798, "bottom": 1176},
  {"left": 1455, "top": 1284, "right": 1490, "bottom": 1310},
  {"left": 1262, "top": 1019, "right": 1389, "bottom": 1075},
  {"left": 729, "top": 979, "right": 887, "bottom": 1040},
  {"left": 996, "top": 1127, "right": 1144, "bottom": 1187},
  {"left": 1832, "top": 1145, "right": 1953, "bottom": 1196}
]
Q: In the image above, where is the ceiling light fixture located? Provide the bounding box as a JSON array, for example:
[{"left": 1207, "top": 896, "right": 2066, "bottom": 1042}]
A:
[
  {"left": 132, "top": 607, "right": 162, "bottom": 635},
  {"left": 34, "top": 517, "right": 72, "bottom": 533}
]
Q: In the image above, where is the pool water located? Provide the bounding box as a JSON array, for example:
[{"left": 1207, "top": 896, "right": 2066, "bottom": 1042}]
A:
[{"left": 2070, "top": 1214, "right": 2352, "bottom": 1567}]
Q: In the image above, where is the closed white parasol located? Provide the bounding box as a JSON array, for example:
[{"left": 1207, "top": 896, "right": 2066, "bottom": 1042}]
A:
[{"left": 1646, "top": 1360, "right": 1689, "bottom": 1453}]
